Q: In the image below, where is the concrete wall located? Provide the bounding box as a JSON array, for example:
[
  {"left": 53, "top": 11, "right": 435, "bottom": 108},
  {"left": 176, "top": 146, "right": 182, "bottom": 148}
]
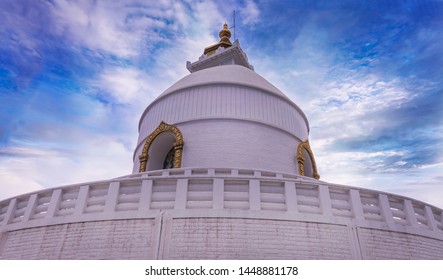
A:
[
  {"left": 2, "top": 215, "right": 443, "bottom": 259},
  {"left": 358, "top": 228, "right": 443, "bottom": 259},
  {"left": 164, "top": 218, "right": 355, "bottom": 259},
  {"left": 0, "top": 219, "right": 156, "bottom": 259},
  {"left": 1, "top": 168, "right": 443, "bottom": 259}
]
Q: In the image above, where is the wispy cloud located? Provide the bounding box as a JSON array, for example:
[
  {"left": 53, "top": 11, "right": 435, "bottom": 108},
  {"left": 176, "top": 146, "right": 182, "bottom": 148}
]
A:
[
  {"left": 49, "top": 0, "right": 175, "bottom": 57},
  {"left": 241, "top": 0, "right": 260, "bottom": 25},
  {"left": 92, "top": 67, "right": 155, "bottom": 104},
  {"left": 0, "top": 146, "right": 66, "bottom": 158},
  {"left": 0, "top": 0, "right": 442, "bottom": 209}
]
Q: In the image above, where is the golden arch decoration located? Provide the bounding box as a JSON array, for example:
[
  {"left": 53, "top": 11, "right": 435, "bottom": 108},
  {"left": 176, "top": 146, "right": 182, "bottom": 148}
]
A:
[
  {"left": 297, "top": 140, "right": 320, "bottom": 179},
  {"left": 139, "top": 121, "right": 184, "bottom": 172}
]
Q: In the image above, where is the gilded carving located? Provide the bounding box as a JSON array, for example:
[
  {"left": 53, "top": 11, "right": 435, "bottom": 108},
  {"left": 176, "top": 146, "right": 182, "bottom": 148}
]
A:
[
  {"left": 139, "top": 121, "right": 184, "bottom": 172},
  {"left": 296, "top": 140, "right": 320, "bottom": 179}
]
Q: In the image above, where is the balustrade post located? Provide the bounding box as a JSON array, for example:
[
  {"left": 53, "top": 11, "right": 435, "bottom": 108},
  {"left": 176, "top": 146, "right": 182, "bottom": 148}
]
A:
[
  {"left": 104, "top": 182, "right": 120, "bottom": 214},
  {"left": 139, "top": 180, "right": 153, "bottom": 212},
  {"left": 46, "top": 189, "right": 62, "bottom": 218},
  {"left": 378, "top": 194, "right": 394, "bottom": 224},
  {"left": 74, "top": 185, "right": 90, "bottom": 216},
  {"left": 319, "top": 185, "right": 332, "bottom": 216},
  {"left": 23, "top": 194, "right": 38, "bottom": 222},
  {"left": 249, "top": 180, "right": 261, "bottom": 211},
  {"left": 284, "top": 181, "right": 298, "bottom": 213},
  {"left": 349, "top": 189, "right": 365, "bottom": 220},
  {"left": 424, "top": 205, "right": 438, "bottom": 231},
  {"left": 213, "top": 179, "right": 224, "bottom": 210},
  {"left": 184, "top": 169, "right": 192, "bottom": 176},
  {"left": 174, "top": 179, "right": 188, "bottom": 210},
  {"left": 403, "top": 200, "right": 419, "bottom": 227},
  {"left": 2, "top": 199, "right": 17, "bottom": 226}
]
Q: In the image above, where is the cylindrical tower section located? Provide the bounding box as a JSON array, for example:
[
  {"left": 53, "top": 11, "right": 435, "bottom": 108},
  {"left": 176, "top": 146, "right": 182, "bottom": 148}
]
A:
[{"left": 133, "top": 65, "right": 311, "bottom": 175}]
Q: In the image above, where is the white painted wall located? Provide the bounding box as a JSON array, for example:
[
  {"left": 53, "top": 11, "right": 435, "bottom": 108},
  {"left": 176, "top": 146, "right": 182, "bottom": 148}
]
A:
[
  {"left": 134, "top": 66, "right": 310, "bottom": 174},
  {"left": 134, "top": 119, "right": 302, "bottom": 174},
  {"left": 1, "top": 167, "right": 442, "bottom": 259}
]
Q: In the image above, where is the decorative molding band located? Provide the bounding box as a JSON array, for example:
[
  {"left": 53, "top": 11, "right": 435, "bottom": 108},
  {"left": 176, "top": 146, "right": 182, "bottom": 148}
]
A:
[{"left": 139, "top": 121, "right": 184, "bottom": 172}]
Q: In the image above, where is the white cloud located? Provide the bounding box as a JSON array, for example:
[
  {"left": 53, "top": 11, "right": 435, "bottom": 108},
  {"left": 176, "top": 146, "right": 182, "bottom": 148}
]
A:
[
  {"left": 2, "top": 0, "right": 441, "bottom": 213},
  {"left": 0, "top": 135, "right": 133, "bottom": 202},
  {"left": 48, "top": 0, "right": 191, "bottom": 57},
  {"left": 93, "top": 67, "right": 156, "bottom": 104},
  {"left": 0, "top": 0, "right": 229, "bottom": 204},
  {"left": 241, "top": 0, "right": 260, "bottom": 25},
  {"left": 248, "top": 18, "right": 443, "bottom": 210},
  {"left": 0, "top": 146, "right": 66, "bottom": 158}
]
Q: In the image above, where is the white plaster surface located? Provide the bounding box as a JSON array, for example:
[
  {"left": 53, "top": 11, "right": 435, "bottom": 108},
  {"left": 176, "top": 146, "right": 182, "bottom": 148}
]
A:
[
  {"left": 134, "top": 120, "right": 302, "bottom": 174},
  {"left": 1, "top": 167, "right": 442, "bottom": 259},
  {"left": 165, "top": 218, "right": 354, "bottom": 259},
  {"left": 134, "top": 68, "right": 310, "bottom": 173},
  {"left": 0, "top": 219, "right": 156, "bottom": 259}
]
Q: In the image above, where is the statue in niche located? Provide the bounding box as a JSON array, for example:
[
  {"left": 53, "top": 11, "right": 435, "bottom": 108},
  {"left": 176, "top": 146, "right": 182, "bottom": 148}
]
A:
[{"left": 163, "top": 148, "right": 175, "bottom": 169}]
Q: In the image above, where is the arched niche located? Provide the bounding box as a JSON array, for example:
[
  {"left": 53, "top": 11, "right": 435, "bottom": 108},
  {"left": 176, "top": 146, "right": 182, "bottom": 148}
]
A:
[
  {"left": 139, "top": 121, "right": 184, "bottom": 172},
  {"left": 297, "top": 140, "right": 320, "bottom": 179}
]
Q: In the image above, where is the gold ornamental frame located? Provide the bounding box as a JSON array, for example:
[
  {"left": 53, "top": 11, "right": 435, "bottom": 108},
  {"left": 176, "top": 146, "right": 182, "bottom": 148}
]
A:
[
  {"left": 297, "top": 140, "right": 320, "bottom": 179},
  {"left": 139, "top": 121, "right": 184, "bottom": 172}
]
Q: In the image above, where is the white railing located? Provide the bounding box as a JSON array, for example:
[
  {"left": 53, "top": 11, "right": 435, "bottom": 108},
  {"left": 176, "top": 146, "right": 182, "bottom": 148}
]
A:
[{"left": 0, "top": 167, "right": 442, "bottom": 238}]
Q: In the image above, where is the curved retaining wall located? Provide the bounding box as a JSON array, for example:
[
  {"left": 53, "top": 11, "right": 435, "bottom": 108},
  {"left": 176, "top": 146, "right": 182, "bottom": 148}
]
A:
[{"left": 1, "top": 167, "right": 442, "bottom": 259}]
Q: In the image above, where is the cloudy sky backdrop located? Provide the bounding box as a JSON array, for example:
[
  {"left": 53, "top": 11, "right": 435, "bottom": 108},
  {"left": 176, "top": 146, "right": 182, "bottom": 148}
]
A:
[{"left": 1, "top": 0, "right": 442, "bottom": 207}]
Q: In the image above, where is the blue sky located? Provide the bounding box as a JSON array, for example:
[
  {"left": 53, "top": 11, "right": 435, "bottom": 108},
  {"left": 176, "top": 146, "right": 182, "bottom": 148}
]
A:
[{"left": 0, "top": 0, "right": 442, "bottom": 208}]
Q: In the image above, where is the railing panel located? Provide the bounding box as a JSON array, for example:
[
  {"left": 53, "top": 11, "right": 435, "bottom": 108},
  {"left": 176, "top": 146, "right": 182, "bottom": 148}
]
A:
[
  {"left": 360, "top": 192, "right": 383, "bottom": 221},
  {"left": 0, "top": 167, "right": 442, "bottom": 239},
  {"left": 434, "top": 208, "right": 443, "bottom": 231},
  {"left": 414, "top": 207, "right": 428, "bottom": 227},
  {"left": 11, "top": 197, "right": 30, "bottom": 224},
  {"left": 388, "top": 197, "right": 407, "bottom": 225},
  {"left": 260, "top": 181, "right": 285, "bottom": 211},
  {"left": 31, "top": 192, "right": 52, "bottom": 220},
  {"left": 117, "top": 180, "right": 142, "bottom": 212},
  {"left": 296, "top": 184, "right": 320, "bottom": 214},
  {"left": 238, "top": 169, "right": 254, "bottom": 176},
  {"left": 214, "top": 168, "right": 231, "bottom": 176},
  {"left": 85, "top": 184, "right": 108, "bottom": 214},
  {"left": 150, "top": 180, "right": 176, "bottom": 209},
  {"left": 224, "top": 180, "right": 249, "bottom": 209},
  {"left": 0, "top": 202, "right": 8, "bottom": 224}
]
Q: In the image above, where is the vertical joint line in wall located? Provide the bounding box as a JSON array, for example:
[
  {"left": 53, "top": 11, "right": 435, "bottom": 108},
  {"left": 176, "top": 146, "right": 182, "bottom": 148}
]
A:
[
  {"left": 0, "top": 231, "right": 8, "bottom": 257},
  {"left": 56, "top": 223, "right": 69, "bottom": 259},
  {"left": 354, "top": 226, "right": 364, "bottom": 259},
  {"left": 155, "top": 211, "right": 165, "bottom": 260}
]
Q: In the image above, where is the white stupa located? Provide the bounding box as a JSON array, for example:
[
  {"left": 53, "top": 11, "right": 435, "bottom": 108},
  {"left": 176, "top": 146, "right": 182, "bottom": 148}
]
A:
[{"left": 0, "top": 24, "right": 442, "bottom": 259}]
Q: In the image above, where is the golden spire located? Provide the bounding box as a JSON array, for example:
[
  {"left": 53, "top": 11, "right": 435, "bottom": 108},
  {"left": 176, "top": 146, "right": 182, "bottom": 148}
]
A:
[
  {"left": 204, "top": 23, "right": 233, "bottom": 55},
  {"left": 219, "top": 23, "right": 232, "bottom": 44}
]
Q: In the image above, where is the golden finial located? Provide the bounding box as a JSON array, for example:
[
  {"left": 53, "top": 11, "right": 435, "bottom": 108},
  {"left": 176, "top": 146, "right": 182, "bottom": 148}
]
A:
[
  {"left": 203, "top": 23, "right": 233, "bottom": 55},
  {"left": 219, "top": 22, "right": 232, "bottom": 44}
]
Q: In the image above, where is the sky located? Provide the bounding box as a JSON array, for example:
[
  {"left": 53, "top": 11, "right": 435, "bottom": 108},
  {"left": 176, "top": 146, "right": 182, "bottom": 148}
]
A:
[{"left": 0, "top": 0, "right": 442, "bottom": 208}]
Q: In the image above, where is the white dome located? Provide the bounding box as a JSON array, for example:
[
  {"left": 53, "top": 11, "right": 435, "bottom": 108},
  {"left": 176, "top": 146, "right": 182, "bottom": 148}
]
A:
[
  {"left": 158, "top": 65, "right": 288, "bottom": 100},
  {"left": 141, "top": 65, "right": 309, "bottom": 130},
  {"left": 133, "top": 65, "right": 311, "bottom": 174}
]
